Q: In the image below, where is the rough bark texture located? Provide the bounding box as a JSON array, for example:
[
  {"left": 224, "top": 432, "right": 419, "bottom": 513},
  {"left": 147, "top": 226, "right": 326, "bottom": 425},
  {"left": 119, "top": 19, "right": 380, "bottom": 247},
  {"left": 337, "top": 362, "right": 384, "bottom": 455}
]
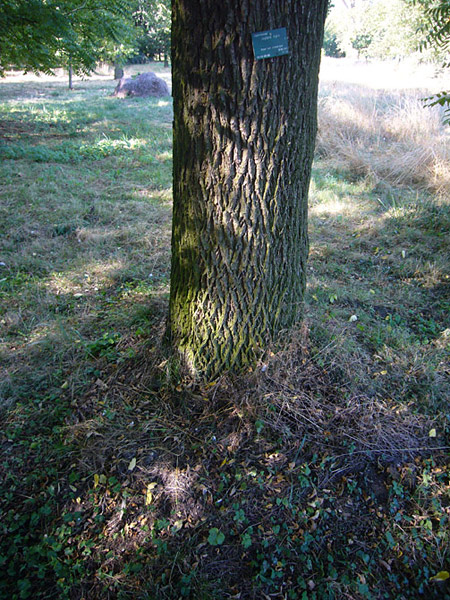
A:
[{"left": 169, "top": 0, "right": 328, "bottom": 378}]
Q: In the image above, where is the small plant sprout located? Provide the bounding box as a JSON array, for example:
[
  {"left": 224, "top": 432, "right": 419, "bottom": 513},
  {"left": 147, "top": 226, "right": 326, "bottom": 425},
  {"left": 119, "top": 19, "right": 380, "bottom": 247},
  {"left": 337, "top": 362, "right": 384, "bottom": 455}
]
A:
[{"left": 208, "top": 528, "right": 225, "bottom": 546}]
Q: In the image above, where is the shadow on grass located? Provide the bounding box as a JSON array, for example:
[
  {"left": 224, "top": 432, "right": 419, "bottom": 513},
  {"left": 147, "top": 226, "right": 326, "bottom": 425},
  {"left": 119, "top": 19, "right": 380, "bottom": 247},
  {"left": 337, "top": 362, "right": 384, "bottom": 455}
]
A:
[
  {"left": 1, "top": 337, "right": 448, "bottom": 599},
  {"left": 1, "top": 189, "right": 448, "bottom": 598}
]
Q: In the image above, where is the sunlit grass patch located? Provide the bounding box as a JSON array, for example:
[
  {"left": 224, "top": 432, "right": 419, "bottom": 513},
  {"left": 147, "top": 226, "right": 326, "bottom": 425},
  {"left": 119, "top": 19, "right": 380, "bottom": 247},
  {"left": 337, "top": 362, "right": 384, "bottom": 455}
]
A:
[
  {"left": 0, "top": 74, "right": 173, "bottom": 412},
  {"left": 307, "top": 163, "right": 449, "bottom": 414},
  {"left": 44, "top": 260, "right": 125, "bottom": 295},
  {"left": 317, "top": 63, "right": 450, "bottom": 194}
]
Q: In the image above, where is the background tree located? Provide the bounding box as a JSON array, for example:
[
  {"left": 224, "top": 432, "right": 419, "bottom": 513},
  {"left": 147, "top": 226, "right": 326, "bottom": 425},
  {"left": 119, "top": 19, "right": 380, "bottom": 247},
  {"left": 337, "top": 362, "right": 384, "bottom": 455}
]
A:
[
  {"left": 414, "top": 0, "right": 450, "bottom": 121},
  {"left": 323, "top": 20, "right": 346, "bottom": 57},
  {"left": 416, "top": 0, "right": 450, "bottom": 58},
  {"left": 0, "top": 0, "right": 134, "bottom": 76},
  {"left": 169, "top": 0, "right": 328, "bottom": 378},
  {"left": 133, "top": 0, "right": 170, "bottom": 64},
  {"left": 327, "top": 0, "right": 432, "bottom": 60}
]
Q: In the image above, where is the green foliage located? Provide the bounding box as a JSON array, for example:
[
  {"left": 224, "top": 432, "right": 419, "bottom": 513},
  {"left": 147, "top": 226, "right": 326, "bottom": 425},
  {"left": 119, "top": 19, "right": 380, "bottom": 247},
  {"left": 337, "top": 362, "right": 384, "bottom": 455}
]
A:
[
  {"left": 414, "top": 0, "right": 450, "bottom": 122},
  {"left": 133, "top": 0, "right": 170, "bottom": 61},
  {"left": 351, "top": 33, "right": 372, "bottom": 55},
  {"left": 85, "top": 332, "right": 122, "bottom": 360},
  {"left": 327, "top": 0, "right": 434, "bottom": 60},
  {"left": 323, "top": 23, "right": 346, "bottom": 57},
  {"left": 0, "top": 0, "right": 135, "bottom": 75},
  {"left": 416, "top": 0, "right": 450, "bottom": 59},
  {"left": 207, "top": 528, "right": 225, "bottom": 546},
  {"left": 424, "top": 90, "right": 450, "bottom": 123}
]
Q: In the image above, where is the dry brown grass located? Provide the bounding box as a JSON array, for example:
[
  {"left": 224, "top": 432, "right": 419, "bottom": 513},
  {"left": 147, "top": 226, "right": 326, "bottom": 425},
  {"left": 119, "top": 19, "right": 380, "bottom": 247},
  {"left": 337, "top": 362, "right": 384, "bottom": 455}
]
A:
[
  {"left": 317, "top": 59, "right": 450, "bottom": 195},
  {"left": 252, "top": 330, "right": 439, "bottom": 473}
]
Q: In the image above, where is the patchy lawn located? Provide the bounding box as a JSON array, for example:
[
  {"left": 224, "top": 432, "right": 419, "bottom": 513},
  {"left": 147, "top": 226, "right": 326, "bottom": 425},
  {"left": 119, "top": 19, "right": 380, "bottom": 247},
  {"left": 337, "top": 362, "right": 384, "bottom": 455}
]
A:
[{"left": 0, "top": 61, "right": 449, "bottom": 599}]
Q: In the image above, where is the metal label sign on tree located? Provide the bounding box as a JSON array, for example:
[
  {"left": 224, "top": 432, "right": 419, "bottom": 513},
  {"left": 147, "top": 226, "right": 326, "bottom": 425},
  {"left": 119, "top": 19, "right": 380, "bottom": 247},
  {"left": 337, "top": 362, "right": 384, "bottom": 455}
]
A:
[{"left": 251, "top": 28, "right": 289, "bottom": 60}]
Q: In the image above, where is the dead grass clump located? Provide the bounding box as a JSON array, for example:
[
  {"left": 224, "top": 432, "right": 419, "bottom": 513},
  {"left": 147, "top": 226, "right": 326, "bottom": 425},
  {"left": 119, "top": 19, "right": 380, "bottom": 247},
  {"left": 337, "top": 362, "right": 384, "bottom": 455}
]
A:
[
  {"left": 254, "top": 330, "right": 438, "bottom": 469},
  {"left": 317, "top": 86, "right": 450, "bottom": 194}
]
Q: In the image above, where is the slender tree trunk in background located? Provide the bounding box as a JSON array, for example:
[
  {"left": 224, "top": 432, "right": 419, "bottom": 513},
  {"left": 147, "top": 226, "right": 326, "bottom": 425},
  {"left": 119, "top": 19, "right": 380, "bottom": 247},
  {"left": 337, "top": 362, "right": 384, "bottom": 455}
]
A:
[
  {"left": 114, "top": 62, "right": 124, "bottom": 80},
  {"left": 169, "top": 0, "right": 328, "bottom": 378},
  {"left": 68, "top": 61, "right": 73, "bottom": 90}
]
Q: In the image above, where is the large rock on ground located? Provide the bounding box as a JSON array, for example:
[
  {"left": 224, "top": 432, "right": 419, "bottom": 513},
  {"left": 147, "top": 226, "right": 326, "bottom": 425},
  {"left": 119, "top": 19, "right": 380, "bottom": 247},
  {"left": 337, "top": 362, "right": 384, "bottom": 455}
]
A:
[{"left": 114, "top": 72, "right": 169, "bottom": 98}]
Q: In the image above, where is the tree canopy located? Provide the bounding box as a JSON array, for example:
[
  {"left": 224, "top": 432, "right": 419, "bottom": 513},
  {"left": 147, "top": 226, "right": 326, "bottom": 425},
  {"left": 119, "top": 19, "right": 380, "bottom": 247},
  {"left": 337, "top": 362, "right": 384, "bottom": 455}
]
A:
[
  {"left": 416, "top": 0, "right": 450, "bottom": 59},
  {"left": 415, "top": 0, "right": 450, "bottom": 121},
  {"left": 134, "top": 0, "right": 170, "bottom": 62},
  {"left": 0, "top": 0, "right": 134, "bottom": 75},
  {"left": 325, "top": 0, "right": 429, "bottom": 60}
]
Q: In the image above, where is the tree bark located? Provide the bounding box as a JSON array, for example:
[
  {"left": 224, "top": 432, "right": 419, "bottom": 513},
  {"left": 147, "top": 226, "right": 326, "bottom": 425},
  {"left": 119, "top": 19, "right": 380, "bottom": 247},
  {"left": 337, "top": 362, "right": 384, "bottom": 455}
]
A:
[
  {"left": 68, "top": 61, "right": 73, "bottom": 90},
  {"left": 114, "top": 63, "right": 124, "bottom": 80},
  {"left": 169, "top": 0, "right": 328, "bottom": 378}
]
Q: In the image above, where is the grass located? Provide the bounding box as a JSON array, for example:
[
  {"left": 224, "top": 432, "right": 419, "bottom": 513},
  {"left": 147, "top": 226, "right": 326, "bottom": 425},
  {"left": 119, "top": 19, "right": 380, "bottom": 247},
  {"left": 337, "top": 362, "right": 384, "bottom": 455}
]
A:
[
  {"left": 0, "top": 59, "right": 449, "bottom": 599},
  {"left": 317, "top": 90, "right": 449, "bottom": 194},
  {"left": 317, "top": 57, "right": 450, "bottom": 195}
]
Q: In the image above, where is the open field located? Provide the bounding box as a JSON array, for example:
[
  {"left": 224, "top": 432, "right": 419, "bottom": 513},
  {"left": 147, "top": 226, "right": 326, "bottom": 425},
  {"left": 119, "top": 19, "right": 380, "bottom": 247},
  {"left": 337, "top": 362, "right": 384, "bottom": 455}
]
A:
[{"left": 0, "top": 59, "right": 449, "bottom": 599}]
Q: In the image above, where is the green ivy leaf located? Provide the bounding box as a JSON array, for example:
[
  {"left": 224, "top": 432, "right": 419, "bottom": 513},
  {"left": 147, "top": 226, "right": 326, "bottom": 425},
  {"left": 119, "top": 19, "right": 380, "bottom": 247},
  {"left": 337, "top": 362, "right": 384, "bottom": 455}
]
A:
[{"left": 208, "top": 527, "right": 225, "bottom": 546}]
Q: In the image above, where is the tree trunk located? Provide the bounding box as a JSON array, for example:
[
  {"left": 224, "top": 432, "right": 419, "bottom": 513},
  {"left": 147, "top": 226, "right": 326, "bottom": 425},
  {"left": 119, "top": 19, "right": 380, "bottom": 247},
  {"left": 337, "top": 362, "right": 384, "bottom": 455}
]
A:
[
  {"left": 68, "top": 62, "right": 73, "bottom": 90},
  {"left": 114, "top": 63, "right": 124, "bottom": 80},
  {"left": 169, "top": 0, "right": 328, "bottom": 378}
]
